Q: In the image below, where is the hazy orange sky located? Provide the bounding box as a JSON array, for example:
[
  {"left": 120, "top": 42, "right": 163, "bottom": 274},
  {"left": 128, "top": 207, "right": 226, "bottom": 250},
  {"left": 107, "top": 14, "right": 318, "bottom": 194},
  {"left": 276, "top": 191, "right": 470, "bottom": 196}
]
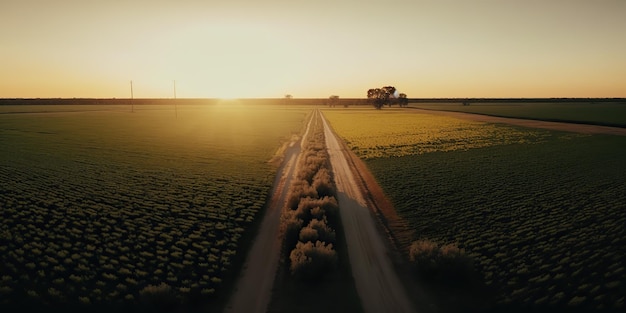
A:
[{"left": 1, "top": 0, "right": 625, "bottom": 99}]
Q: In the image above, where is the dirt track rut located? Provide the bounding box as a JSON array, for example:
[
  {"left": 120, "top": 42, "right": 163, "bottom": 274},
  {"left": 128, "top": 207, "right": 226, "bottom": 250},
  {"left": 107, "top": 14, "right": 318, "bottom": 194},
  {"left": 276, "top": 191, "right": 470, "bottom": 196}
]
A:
[
  {"left": 224, "top": 112, "right": 314, "bottom": 313},
  {"left": 321, "top": 111, "right": 415, "bottom": 313}
]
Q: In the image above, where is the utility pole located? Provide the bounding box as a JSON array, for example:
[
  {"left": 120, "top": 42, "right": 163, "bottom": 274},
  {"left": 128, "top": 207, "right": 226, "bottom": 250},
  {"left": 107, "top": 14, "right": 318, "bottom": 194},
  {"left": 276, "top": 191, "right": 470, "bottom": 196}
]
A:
[
  {"left": 174, "top": 80, "right": 177, "bottom": 118},
  {"left": 130, "top": 80, "right": 134, "bottom": 113}
]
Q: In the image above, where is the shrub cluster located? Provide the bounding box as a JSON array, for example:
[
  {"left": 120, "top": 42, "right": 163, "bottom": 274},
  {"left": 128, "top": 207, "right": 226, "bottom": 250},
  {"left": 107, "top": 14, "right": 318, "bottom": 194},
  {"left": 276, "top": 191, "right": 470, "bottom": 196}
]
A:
[
  {"left": 281, "top": 111, "right": 339, "bottom": 280},
  {"left": 409, "top": 239, "right": 475, "bottom": 285}
]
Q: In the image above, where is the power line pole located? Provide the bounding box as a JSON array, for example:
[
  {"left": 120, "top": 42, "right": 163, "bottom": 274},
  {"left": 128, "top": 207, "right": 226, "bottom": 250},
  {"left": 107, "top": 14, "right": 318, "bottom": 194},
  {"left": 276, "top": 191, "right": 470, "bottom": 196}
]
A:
[{"left": 174, "top": 80, "right": 177, "bottom": 118}]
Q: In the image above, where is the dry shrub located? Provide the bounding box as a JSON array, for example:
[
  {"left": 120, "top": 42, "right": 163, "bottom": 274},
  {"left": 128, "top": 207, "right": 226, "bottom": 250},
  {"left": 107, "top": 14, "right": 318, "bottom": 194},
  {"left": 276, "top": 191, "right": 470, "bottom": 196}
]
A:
[
  {"left": 409, "top": 240, "right": 440, "bottom": 264},
  {"left": 302, "top": 140, "right": 325, "bottom": 153},
  {"left": 299, "top": 159, "right": 325, "bottom": 182},
  {"left": 289, "top": 241, "right": 337, "bottom": 280},
  {"left": 312, "top": 167, "right": 335, "bottom": 197},
  {"left": 282, "top": 212, "right": 304, "bottom": 251},
  {"left": 299, "top": 226, "right": 319, "bottom": 243},
  {"left": 307, "top": 218, "right": 336, "bottom": 244},
  {"left": 298, "top": 149, "right": 329, "bottom": 182},
  {"left": 286, "top": 180, "right": 318, "bottom": 210},
  {"left": 295, "top": 196, "right": 338, "bottom": 223},
  {"left": 409, "top": 239, "right": 474, "bottom": 284},
  {"left": 298, "top": 218, "right": 336, "bottom": 244},
  {"left": 318, "top": 196, "right": 339, "bottom": 223},
  {"left": 281, "top": 114, "right": 340, "bottom": 281},
  {"left": 308, "top": 142, "right": 325, "bottom": 152},
  {"left": 310, "top": 206, "right": 325, "bottom": 220}
]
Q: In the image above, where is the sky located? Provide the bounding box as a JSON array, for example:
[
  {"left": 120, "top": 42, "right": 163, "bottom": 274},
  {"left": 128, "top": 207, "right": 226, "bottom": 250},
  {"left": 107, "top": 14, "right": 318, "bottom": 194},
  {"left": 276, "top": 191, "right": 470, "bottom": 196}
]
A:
[{"left": 1, "top": 0, "right": 625, "bottom": 99}]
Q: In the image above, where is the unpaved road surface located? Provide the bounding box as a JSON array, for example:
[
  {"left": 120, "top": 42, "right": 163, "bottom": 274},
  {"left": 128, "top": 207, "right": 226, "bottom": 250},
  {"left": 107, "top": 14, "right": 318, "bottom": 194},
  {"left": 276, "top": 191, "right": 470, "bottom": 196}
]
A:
[
  {"left": 321, "top": 112, "right": 415, "bottom": 313},
  {"left": 410, "top": 108, "right": 626, "bottom": 136},
  {"left": 224, "top": 112, "right": 314, "bottom": 313}
]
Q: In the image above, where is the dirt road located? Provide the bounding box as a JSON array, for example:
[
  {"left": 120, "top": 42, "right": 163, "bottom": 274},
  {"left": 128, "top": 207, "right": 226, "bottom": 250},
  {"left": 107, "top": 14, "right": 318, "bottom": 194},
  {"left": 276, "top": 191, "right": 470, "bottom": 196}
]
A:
[
  {"left": 224, "top": 112, "right": 314, "bottom": 313},
  {"left": 321, "top": 112, "right": 415, "bottom": 313},
  {"left": 410, "top": 108, "right": 626, "bottom": 136}
]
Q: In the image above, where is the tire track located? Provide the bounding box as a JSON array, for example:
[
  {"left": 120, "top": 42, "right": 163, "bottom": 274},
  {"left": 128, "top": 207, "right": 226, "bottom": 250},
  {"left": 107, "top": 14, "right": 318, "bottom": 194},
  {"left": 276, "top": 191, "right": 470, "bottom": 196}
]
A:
[
  {"left": 320, "top": 112, "right": 415, "bottom": 313},
  {"left": 224, "top": 111, "right": 315, "bottom": 313}
]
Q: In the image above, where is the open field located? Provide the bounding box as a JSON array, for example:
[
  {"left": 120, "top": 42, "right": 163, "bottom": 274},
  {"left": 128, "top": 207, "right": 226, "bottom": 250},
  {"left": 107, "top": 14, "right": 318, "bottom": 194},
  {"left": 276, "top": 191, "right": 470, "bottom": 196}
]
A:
[
  {"left": 322, "top": 108, "right": 552, "bottom": 159},
  {"left": 0, "top": 103, "right": 308, "bottom": 311},
  {"left": 409, "top": 101, "right": 626, "bottom": 127},
  {"left": 324, "top": 108, "right": 626, "bottom": 311}
]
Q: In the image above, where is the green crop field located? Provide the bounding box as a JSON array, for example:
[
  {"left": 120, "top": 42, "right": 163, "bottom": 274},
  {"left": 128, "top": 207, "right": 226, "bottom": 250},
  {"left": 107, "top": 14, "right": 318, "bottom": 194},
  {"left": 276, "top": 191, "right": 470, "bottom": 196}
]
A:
[
  {"left": 0, "top": 103, "right": 309, "bottom": 311},
  {"left": 409, "top": 101, "right": 626, "bottom": 127},
  {"left": 324, "top": 108, "right": 626, "bottom": 311}
]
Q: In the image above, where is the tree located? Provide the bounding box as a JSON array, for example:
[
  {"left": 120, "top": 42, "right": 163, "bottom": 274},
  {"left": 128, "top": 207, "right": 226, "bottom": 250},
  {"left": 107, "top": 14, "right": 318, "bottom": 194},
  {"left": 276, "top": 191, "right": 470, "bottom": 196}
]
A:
[
  {"left": 328, "top": 95, "right": 339, "bottom": 107},
  {"left": 367, "top": 86, "right": 397, "bottom": 109},
  {"left": 367, "top": 88, "right": 388, "bottom": 109},
  {"left": 398, "top": 93, "right": 408, "bottom": 107},
  {"left": 382, "top": 86, "right": 396, "bottom": 107}
]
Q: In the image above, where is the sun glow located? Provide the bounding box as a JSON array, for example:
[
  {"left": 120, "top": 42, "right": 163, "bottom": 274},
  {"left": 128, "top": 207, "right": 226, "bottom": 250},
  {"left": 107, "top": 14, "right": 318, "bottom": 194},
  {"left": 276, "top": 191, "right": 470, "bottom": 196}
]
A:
[
  {"left": 134, "top": 19, "right": 303, "bottom": 99},
  {"left": 1, "top": 1, "right": 625, "bottom": 98}
]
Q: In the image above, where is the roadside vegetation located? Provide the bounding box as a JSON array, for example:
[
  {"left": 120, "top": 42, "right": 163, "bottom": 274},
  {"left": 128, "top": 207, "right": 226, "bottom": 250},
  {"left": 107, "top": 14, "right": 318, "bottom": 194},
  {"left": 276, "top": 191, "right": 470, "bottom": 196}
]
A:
[
  {"left": 325, "top": 108, "right": 626, "bottom": 311},
  {"left": 271, "top": 110, "right": 362, "bottom": 313},
  {"left": 0, "top": 104, "right": 308, "bottom": 312},
  {"left": 280, "top": 110, "right": 339, "bottom": 279}
]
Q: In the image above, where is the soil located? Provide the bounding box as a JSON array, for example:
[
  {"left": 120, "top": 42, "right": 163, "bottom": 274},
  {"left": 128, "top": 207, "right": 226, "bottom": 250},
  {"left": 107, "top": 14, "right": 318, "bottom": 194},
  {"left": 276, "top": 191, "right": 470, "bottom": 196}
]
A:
[
  {"left": 321, "top": 112, "right": 422, "bottom": 313},
  {"left": 224, "top": 112, "right": 314, "bottom": 313}
]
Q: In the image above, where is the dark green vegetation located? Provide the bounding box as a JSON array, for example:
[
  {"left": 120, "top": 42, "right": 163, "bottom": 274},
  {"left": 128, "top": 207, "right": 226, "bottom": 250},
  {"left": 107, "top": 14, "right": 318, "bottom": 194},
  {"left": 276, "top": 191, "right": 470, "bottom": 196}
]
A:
[
  {"left": 410, "top": 101, "right": 626, "bottom": 127},
  {"left": 0, "top": 104, "right": 308, "bottom": 312},
  {"left": 409, "top": 239, "right": 474, "bottom": 284},
  {"left": 367, "top": 133, "right": 626, "bottom": 311}
]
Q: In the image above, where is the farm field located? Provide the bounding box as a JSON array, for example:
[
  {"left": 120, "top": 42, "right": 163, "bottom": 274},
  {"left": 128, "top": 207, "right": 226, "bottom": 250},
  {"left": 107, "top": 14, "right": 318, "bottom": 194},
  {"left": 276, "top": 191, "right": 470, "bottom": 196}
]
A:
[
  {"left": 0, "top": 102, "right": 309, "bottom": 311},
  {"left": 322, "top": 108, "right": 552, "bottom": 159},
  {"left": 323, "top": 108, "right": 626, "bottom": 311},
  {"left": 409, "top": 101, "right": 626, "bottom": 127}
]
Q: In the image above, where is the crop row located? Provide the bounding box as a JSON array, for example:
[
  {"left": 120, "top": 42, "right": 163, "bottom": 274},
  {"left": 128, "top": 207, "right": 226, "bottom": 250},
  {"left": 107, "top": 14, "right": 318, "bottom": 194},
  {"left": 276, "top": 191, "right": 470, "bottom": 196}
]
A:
[
  {"left": 322, "top": 109, "right": 551, "bottom": 158},
  {"left": 409, "top": 102, "right": 626, "bottom": 128},
  {"left": 365, "top": 134, "right": 626, "bottom": 310},
  {"left": 0, "top": 165, "right": 260, "bottom": 308},
  {"left": 280, "top": 110, "right": 340, "bottom": 279},
  {"left": 0, "top": 105, "right": 308, "bottom": 310},
  {"left": 324, "top": 109, "right": 625, "bottom": 310}
]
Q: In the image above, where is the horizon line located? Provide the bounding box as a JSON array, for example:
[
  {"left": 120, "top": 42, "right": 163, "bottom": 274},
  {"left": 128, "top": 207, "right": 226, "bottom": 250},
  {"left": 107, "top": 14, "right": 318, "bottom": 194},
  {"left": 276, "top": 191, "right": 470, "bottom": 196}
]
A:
[{"left": 1, "top": 97, "right": 625, "bottom": 101}]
